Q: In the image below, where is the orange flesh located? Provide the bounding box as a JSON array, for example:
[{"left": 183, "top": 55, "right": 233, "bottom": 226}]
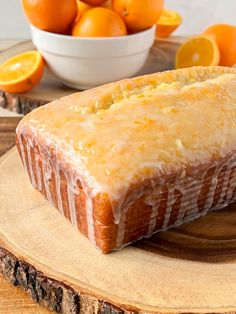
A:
[{"left": 0, "top": 51, "right": 44, "bottom": 93}]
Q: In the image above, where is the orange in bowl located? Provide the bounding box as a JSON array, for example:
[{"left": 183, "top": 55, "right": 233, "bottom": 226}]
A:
[
  {"left": 156, "top": 9, "right": 182, "bottom": 38},
  {"left": 75, "top": 1, "right": 92, "bottom": 22},
  {"left": 22, "top": 0, "right": 78, "bottom": 34},
  {"left": 112, "top": 0, "right": 164, "bottom": 32},
  {"left": 175, "top": 35, "right": 220, "bottom": 69},
  {"left": 101, "top": 0, "right": 112, "bottom": 8},
  {"left": 82, "top": 0, "right": 106, "bottom": 5},
  {"left": 72, "top": 7, "right": 127, "bottom": 37},
  {"left": 203, "top": 24, "right": 236, "bottom": 66},
  {"left": 0, "top": 51, "right": 44, "bottom": 93}
]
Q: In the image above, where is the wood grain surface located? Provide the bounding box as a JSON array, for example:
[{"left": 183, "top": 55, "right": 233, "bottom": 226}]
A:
[
  {"left": 0, "top": 274, "right": 50, "bottom": 314},
  {"left": 1, "top": 38, "right": 236, "bottom": 314},
  {"left": 0, "top": 148, "right": 236, "bottom": 314},
  {"left": 0, "top": 116, "right": 48, "bottom": 314},
  {"left": 0, "top": 37, "right": 181, "bottom": 313},
  {"left": 0, "top": 117, "right": 21, "bottom": 156}
]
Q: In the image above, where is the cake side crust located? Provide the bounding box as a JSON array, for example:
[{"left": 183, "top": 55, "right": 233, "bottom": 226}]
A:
[
  {"left": 16, "top": 126, "right": 236, "bottom": 253},
  {"left": 15, "top": 66, "right": 236, "bottom": 252}
]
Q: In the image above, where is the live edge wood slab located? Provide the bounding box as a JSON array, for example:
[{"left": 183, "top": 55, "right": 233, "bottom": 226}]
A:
[
  {"left": 0, "top": 39, "right": 236, "bottom": 314},
  {"left": 1, "top": 148, "right": 236, "bottom": 314}
]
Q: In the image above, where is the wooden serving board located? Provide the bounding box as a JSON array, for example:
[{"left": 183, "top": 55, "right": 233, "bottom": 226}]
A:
[
  {"left": 1, "top": 38, "right": 236, "bottom": 313},
  {"left": 0, "top": 117, "right": 21, "bottom": 156},
  {"left": 0, "top": 38, "right": 182, "bottom": 114},
  {"left": 0, "top": 148, "right": 236, "bottom": 313}
]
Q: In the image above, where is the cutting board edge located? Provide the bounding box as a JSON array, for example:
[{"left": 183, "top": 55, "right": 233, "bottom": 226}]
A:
[
  {"left": 1, "top": 147, "right": 236, "bottom": 314},
  {"left": 1, "top": 236, "right": 236, "bottom": 314}
]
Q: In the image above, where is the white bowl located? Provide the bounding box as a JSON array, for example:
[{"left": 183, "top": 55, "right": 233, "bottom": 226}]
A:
[{"left": 30, "top": 24, "right": 156, "bottom": 90}]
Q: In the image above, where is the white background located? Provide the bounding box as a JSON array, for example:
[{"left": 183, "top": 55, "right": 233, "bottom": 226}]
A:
[{"left": 0, "top": 0, "right": 236, "bottom": 39}]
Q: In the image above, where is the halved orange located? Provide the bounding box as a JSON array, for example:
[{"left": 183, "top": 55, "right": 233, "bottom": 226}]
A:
[
  {"left": 156, "top": 9, "right": 182, "bottom": 38},
  {"left": 175, "top": 35, "right": 220, "bottom": 69},
  {"left": 0, "top": 51, "right": 44, "bottom": 93}
]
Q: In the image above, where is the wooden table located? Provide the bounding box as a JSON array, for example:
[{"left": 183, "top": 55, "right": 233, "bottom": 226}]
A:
[
  {"left": 0, "top": 132, "right": 50, "bottom": 314},
  {"left": 0, "top": 116, "right": 50, "bottom": 313},
  {"left": 2, "top": 39, "right": 235, "bottom": 314},
  {"left": 0, "top": 40, "right": 50, "bottom": 314},
  {"left": 0, "top": 38, "right": 184, "bottom": 314}
]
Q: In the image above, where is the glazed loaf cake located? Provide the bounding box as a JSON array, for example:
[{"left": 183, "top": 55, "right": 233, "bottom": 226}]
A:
[{"left": 16, "top": 66, "right": 236, "bottom": 253}]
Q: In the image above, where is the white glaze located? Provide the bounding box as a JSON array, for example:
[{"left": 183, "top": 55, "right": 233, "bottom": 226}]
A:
[
  {"left": 200, "top": 166, "right": 223, "bottom": 215},
  {"left": 175, "top": 177, "right": 199, "bottom": 222},
  {"left": 42, "top": 159, "right": 52, "bottom": 204},
  {"left": 145, "top": 187, "right": 161, "bottom": 235},
  {"left": 162, "top": 181, "right": 177, "bottom": 228},
  {"left": 85, "top": 193, "right": 96, "bottom": 245},
  {"left": 226, "top": 168, "right": 236, "bottom": 202},
  {"left": 17, "top": 134, "right": 27, "bottom": 172},
  {"left": 26, "top": 139, "right": 36, "bottom": 188},
  {"left": 15, "top": 67, "right": 236, "bottom": 251},
  {"left": 116, "top": 206, "right": 127, "bottom": 248},
  {"left": 18, "top": 73, "right": 236, "bottom": 219},
  {"left": 217, "top": 168, "right": 231, "bottom": 206},
  {"left": 35, "top": 153, "right": 42, "bottom": 191},
  {"left": 54, "top": 166, "right": 64, "bottom": 214}
]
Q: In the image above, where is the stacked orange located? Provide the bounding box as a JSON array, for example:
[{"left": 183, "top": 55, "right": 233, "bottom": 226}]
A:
[
  {"left": 3, "top": 1, "right": 236, "bottom": 94},
  {"left": 0, "top": 0, "right": 167, "bottom": 93},
  {"left": 22, "top": 0, "right": 164, "bottom": 37},
  {"left": 22, "top": 0, "right": 78, "bottom": 34},
  {"left": 1, "top": 0, "right": 165, "bottom": 94},
  {"left": 72, "top": 0, "right": 164, "bottom": 37}
]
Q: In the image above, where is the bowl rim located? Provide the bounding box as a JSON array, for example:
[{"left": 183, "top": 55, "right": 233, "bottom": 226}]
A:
[{"left": 30, "top": 24, "right": 156, "bottom": 41}]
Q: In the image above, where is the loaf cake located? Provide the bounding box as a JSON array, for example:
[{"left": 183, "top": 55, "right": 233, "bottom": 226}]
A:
[{"left": 16, "top": 66, "right": 236, "bottom": 253}]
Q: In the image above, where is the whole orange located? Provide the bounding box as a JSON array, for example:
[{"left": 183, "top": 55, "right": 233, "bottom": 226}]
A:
[
  {"left": 112, "top": 0, "right": 164, "bottom": 32},
  {"left": 75, "top": 0, "right": 92, "bottom": 22},
  {"left": 101, "top": 0, "right": 112, "bottom": 8},
  {"left": 72, "top": 7, "right": 127, "bottom": 37},
  {"left": 81, "top": 0, "right": 106, "bottom": 5},
  {"left": 203, "top": 24, "right": 236, "bottom": 66},
  {"left": 22, "top": 0, "right": 78, "bottom": 34}
]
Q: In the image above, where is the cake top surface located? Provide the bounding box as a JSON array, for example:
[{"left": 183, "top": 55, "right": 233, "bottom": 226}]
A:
[{"left": 17, "top": 66, "right": 236, "bottom": 208}]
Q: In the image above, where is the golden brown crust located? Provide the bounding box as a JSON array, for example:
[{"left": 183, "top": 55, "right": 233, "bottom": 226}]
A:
[
  {"left": 16, "top": 130, "right": 236, "bottom": 253},
  {"left": 16, "top": 66, "right": 236, "bottom": 253}
]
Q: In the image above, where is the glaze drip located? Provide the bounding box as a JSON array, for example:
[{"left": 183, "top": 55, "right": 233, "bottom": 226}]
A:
[{"left": 15, "top": 67, "right": 236, "bottom": 251}]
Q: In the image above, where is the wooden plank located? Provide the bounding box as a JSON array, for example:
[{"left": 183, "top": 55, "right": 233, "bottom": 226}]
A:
[
  {"left": 0, "top": 40, "right": 21, "bottom": 51},
  {"left": 0, "top": 117, "right": 21, "bottom": 156}
]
